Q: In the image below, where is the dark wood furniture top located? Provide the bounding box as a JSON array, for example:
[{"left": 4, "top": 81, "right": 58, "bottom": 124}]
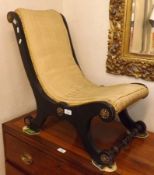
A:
[{"left": 3, "top": 112, "right": 154, "bottom": 175}]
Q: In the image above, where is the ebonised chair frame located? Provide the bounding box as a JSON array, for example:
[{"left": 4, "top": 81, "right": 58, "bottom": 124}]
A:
[{"left": 7, "top": 11, "right": 147, "bottom": 169}]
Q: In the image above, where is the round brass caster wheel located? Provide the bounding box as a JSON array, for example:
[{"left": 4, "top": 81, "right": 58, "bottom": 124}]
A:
[
  {"left": 92, "top": 160, "right": 117, "bottom": 172},
  {"left": 135, "top": 131, "right": 149, "bottom": 139},
  {"left": 24, "top": 116, "right": 34, "bottom": 126},
  {"left": 135, "top": 121, "right": 148, "bottom": 139}
]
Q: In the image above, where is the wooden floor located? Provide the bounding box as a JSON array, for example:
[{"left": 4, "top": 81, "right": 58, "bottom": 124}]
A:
[{"left": 4, "top": 113, "right": 154, "bottom": 175}]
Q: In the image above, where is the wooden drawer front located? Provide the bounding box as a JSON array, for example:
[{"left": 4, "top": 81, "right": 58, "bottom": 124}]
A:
[
  {"left": 58, "top": 163, "right": 86, "bottom": 175},
  {"left": 5, "top": 133, "right": 62, "bottom": 175},
  {"left": 6, "top": 161, "right": 25, "bottom": 175}
]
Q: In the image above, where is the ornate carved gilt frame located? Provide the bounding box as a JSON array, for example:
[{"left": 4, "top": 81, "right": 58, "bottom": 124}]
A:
[{"left": 106, "top": 0, "right": 154, "bottom": 81}]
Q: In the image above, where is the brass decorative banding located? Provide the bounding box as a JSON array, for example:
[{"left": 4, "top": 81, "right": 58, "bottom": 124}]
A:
[
  {"left": 99, "top": 109, "right": 110, "bottom": 119},
  {"left": 57, "top": 107, "right": 64, "bottom": 116},
  {"left": 100, "top": 154, "right": 110, "bottom": 164}
]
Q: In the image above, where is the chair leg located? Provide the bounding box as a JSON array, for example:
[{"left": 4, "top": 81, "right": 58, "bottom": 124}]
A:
[
  {"left": 72, "top": 114, "right": 117, "bottom": 172},
  {"left": 24, "top": 98, "right": 54, "bottom": 132},
  {"left": 71, "top": 108, "right": 148, "bottom": 172},
  {"left": 24, "top": 109, "right": 49, "bottom": 132},
  {"left": 119, "top": 109, "right": 148, "bottom": 138},
  {"left": 23, "top": 95, "right": 57, "bottom": 133}
]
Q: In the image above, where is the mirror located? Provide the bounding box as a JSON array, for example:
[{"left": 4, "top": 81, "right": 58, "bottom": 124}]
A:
[
  {"left": 130, "top": 0, "right": 154, "bottom": 55},
  {"left": 107, "top": 0, "right": 154, "bottom": 81}
]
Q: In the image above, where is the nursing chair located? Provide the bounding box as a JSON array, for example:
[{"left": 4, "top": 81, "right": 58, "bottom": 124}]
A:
[{"left": 8, "top": 9, "right": 149, "bottom": 172}]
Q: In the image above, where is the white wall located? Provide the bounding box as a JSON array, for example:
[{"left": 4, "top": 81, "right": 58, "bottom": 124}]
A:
[
  {"left": 62, "top": 0, "right": 154, "bottom": 130},
  {"left": 0, "top": 1, "right": 62, "bottom": 175}
]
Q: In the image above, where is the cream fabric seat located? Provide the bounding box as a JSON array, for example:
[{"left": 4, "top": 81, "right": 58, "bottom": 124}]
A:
[{"left": 16, "top": 9, "right": 148, "bottom": 113}]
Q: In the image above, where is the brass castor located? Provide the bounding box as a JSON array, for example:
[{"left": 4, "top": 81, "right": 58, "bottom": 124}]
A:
[
  {"left": 135, "top": 121, "right": 149, "bottom": 139},
  {"left": 24, "top": 116, "right": 34, "bottom": 126}
]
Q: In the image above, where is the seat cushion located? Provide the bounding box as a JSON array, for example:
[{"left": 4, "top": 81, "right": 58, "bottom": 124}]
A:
[{"left": 16, "top": 9, "right": 148, "bottom": 113}]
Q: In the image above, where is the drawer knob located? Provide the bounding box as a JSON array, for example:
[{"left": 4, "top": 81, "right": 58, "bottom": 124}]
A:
[{"left": 20, "top": 153, "right": 33, "bottom": 165}]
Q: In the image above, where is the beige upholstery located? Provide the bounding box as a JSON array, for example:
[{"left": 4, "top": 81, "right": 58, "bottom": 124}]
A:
[{"left": 16, "top": 9, "right": 149, "bottom": 113}]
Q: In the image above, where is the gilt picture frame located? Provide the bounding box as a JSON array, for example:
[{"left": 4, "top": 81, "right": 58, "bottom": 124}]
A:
[{"left": 106, "top": 0, "right": 154, "bottom": 81}]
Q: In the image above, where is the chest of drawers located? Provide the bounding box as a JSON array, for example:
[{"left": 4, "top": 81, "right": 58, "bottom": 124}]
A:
[
  {"left": 3, "top": 112, "right": 113, "bottom": 175},
  {"left": 3, "top": 111, "right": 152, "bottom": 175}
]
